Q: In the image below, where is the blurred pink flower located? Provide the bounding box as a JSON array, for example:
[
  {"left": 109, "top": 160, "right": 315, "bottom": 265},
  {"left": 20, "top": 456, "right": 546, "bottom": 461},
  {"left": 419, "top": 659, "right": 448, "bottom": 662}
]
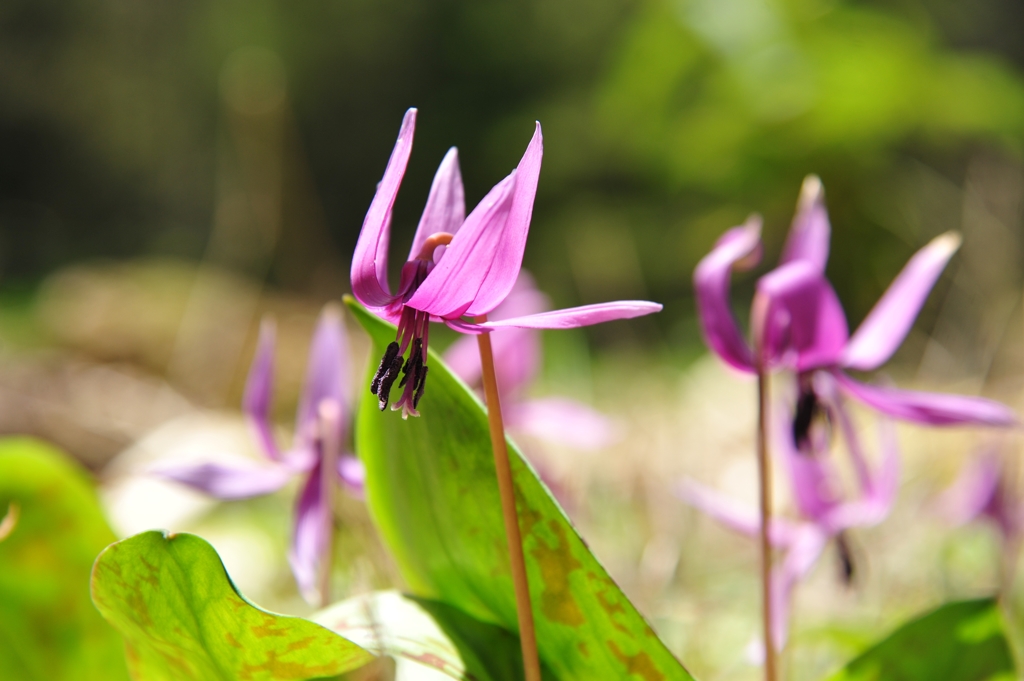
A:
[
  {"left": 351, "top": 108, "right": 662, "bottom": 418},
  {"left": 694, "top": 176, "right": 1016, "bottom": 430},
  {"left": 443, "top": 272, "right": 618, "bottom": 451},
  {"left": 156, "top": 307, "right": 362, "bottom": 601},
  {"left": 678, "top": 375, "right": 899, "bottom": 652},
  {"left": 937, "top": 445, "right": 1023, "bottom": 547}
]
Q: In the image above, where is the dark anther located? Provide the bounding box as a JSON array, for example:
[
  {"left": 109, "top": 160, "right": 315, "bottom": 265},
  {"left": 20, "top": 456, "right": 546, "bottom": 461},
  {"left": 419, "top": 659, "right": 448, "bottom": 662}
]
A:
[
  {"left": 835, "top": 532, "right": 855, "bottom": 585},
  {"left": 371, "top": 342, "right": 400, "bottom": 395},
  {"left": 792, "top": 388, "right": 818, "bottom": 451},
  {"left": 375, "top": 349, "right": 405, "bottom": 411},
  {"left": 413, "top": 365, "right": 429, "bottom": 408}
]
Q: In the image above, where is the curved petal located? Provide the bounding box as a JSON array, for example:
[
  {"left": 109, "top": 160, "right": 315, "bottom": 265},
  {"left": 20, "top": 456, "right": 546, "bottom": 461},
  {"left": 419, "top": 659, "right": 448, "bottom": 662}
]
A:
[
  {"left": 407, "top": 124, "right": 543, "bottom": 318},
  {"left": 243, "top": 318, "right": 281, "bottom": 461},
  {"left": 779, "top": 175, "right": 830, "bottom": 273},
  {"left": 936, "top": 452, "right": 1001, "bottom": 527},
  {"left": 406, "top": 173, "right": 517, "bottom": 318},
  {"left": 338, "top": 455, "right": 366, "bottom": 499},
  {"left": 472, "top": 300, "right": 663, "bottom": 330},
  {"left": 290, "top": 464, "right": 328, "bottom": 603},
  {"left": 833, "top": 371, "right": 1018, "bottom": 427},
  {"left": 295, "top": 306, "right": 349, "bottom": 449},
  {"left": 774, "top": 403, "right": 841, "bottom": 523},
  {"left": 676, "top": 478, "right": 799, "bottom": 546},
  {"left": 351, "top": 108, "right": 416, "bottom": 308},
  {"left": 770, "top": 526, "right": 829, "bottom": 651},
  {"left": 842, "top": 233, "right": 961, "bottom": 371},
  {"left": 153, "top": 461, "right": 294, "bottom": 500},
  {"left": 507, "top": 398, "right": 620, "bottom": 450},
  {"left": 408, "top": 147, "right": 466, "bottom": 261},
  {"left": 693, "top": 217, "right": 762, "bottom": 373},
  {"left": 755, "top": 261, "right": 848, "bottom": 371}
]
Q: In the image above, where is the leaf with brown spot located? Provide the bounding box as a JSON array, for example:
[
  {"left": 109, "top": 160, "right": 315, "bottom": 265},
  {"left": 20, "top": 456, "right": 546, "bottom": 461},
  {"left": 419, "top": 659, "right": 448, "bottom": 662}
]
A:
[
  {"left": 348, "top": 299, "right": 694, "bottom": 680},
  {"left": 91, "top": 531, "right": 375, "bottom": 680}
]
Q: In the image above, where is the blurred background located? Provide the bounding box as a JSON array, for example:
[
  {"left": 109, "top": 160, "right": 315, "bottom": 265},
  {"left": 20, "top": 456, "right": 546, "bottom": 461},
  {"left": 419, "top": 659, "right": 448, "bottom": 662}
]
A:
[{"left": 2, "top": 0, "right": 1024, "bottom": 679}]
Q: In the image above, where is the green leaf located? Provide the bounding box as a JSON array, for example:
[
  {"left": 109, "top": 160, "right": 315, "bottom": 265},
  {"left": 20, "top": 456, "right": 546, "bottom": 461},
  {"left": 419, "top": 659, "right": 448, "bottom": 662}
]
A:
[
  {"left": 822, "top": 598, "right": 1015, "bottom": 681},
  {"left": 91, "top": 530, "right": 375, "bottom": 680},
  {"left": 346, "top": 297, "right": 693, "bottom": 681},
  {"left": 314, "top": 590, "right": 543, "bottom": 680},
  {"left": 0, "top": 436, "right": 131, "bottom": 681}
]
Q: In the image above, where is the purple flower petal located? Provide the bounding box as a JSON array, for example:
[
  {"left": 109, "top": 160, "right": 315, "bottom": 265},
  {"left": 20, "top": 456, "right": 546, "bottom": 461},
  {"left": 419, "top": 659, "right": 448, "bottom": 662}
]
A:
[
  {"left": 833, "top": 371, "right": 1018, "bottom": 427},
  {"left": 243, "top": 318, "right": 281, "bottom": 461},
  {"left": 337, "top": 455, "right": 366, "bottom": 499},
  {"left": 406, "top": 124, "right": 543, "bottom": 319},
  {"left": 770, "top": 526, "right": 829, "bottom": 651},
  {"left": 936, "top": 451, "right": 1002, "bottom": 527},
  {"left": 755, "top": 261, "right": 849, "bottom": 371},
  {"left": 470, "top": 300, "right": 663, "bottom": 330},
  {"left": 676, "top": 478, "right": 799, "bottom": 546},
  {"left": 693, "top": 217, "right": 762, "bottom": 373},
  {"left": 290, "top": 462, "right": 329, "bottom": 603},
  {"left": 351, "top": 108, "right": 417, "bottom": 309},
  {"left": 774, "top": 406, "right": 842, "bottom": 523},
  {"left": 408, "top": 147, "right": 466, "bottom": 261},
  {"left": 153, "top": 461, "right": 294, "bottom": 500},
  {"left": 295, "top": 307, "right": 349, "bottom": 450},
  {"left": 406, "top": 173, "right": 518, "bottom": 318},
  {"left": 779, "top": 175, "right": 830, "bottom": 274},
  {"left": 842, "top": 233, "right": 961, "bottom": 371},
  {"left": 507, "top": 398, "right": 619, "bottom": 450}
]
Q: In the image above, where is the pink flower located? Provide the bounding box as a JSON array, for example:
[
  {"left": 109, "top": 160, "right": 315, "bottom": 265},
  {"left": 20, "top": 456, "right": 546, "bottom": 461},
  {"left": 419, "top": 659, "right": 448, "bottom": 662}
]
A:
[
  {"left": 156, "top": 307, "right": 362, "bottom": 601},
  {"left": 443, "top": 271, "right": 618, "bottom": 451},
  {"left": 936, "top": 445, "right": 1023, "bottom": 546},
  {"left": 678, "top": 374, "right": 899, "bottom": 652},
  {"left": 694, "top": 176, "right": 1016, "bottom": 430},
  {"left": 351, "top": 109, "right": 662, "bottom": 418}
]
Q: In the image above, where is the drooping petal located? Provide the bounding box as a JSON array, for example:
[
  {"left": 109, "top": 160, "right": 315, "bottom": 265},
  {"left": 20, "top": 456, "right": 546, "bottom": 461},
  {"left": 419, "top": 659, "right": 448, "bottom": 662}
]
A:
[
  {"left": 676, "top": 479, "right": 799, "bottom": 546},
  {"left": 243, "top": 318, "right": 281, "bottom": 461},
  {"left": 153, "top": 461, "right": 294, "bottom": 500},
  {"left": 290, "top": 462, "right": 329, "bottom": 603},
  {"left": 337, "top": 455, "right": 366, "bottom": 498},
  {"left": 935, "top": 451, "right": 1002, "bottom": 527},
  {"left": 769, "top": 526, "right": 829, "bottom": 651},
  {"left": 294, "top": 307, "right": 349, "bottom": 450},
  {"left": 693, "top": 217, "right": 762, "bottom": 373},
  {"left": 774, "top": 405, "right": 842, "bottom": 523},
  {"left": 408, "top": 147, "right": 466, "bottom": 261},
  {"left": 842, "top": 233, "right": 961, "bottom": 371},
  {"left": 351, "top": 108, "right": 417, "bottom": 308},
  {"left": 507, "top": 398, "right": 619, "bottom": 450},
  {"left": 823, "top": 403, "right": 900, "bottom": 532},
  {"left": 833, "top": 371, "right": 1018, "bottom": 427},
  {"left": 779, "top": 175, "right": 830, "bottom": 274},
  {"left": 466, "top": 300, "right": 663, "bottom": 331},
  {"left": 407, "top": 124, "right": 543, "bottom": 318},
  {"left": 754, "top": 261, "right": 848, "bottom": 371}
]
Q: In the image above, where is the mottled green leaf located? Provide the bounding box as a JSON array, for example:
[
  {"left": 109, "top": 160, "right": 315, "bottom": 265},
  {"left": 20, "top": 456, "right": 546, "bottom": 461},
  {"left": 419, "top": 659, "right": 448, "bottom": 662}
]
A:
[
  {"left": 314, "top": 590, "right": 543, "bottom": 680},
  {"left": 0, "top": 436, "right": 131, "bottom": 681},
  {"left": 91, "top": 530, "right": 374, "bottom": 680},
  {"left": 823, "top": 598, "right": 1014, "bottom": 681},
  {"left": 346, "top": 297, "right": 692, "bottom": 681}
]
